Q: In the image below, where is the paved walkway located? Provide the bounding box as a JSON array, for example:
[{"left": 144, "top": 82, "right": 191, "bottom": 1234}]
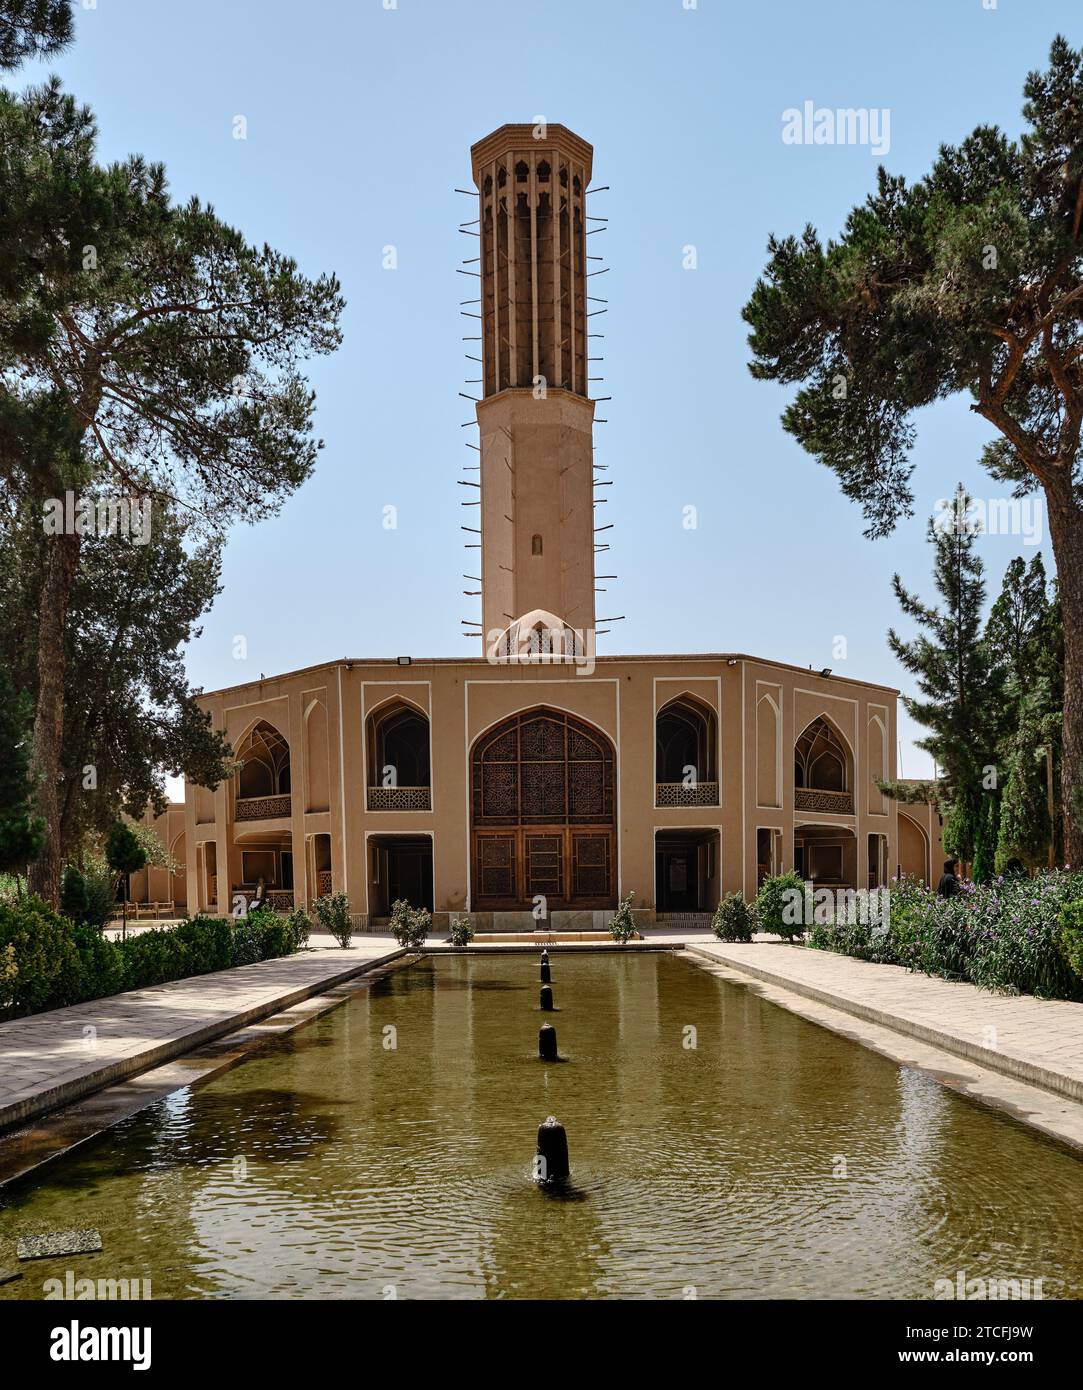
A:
[
  {"left": 4, "top": 928, "right": 1083, "bottom": 1148},
  {"left": 0, "top": 938, "right": 401, "bottom": 1133},
  {"left": 690, "top": 941, "right": 1083, "bottom": 1103}
]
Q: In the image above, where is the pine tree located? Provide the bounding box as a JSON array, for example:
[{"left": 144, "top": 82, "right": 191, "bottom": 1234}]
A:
[
  {"left": 743, "top": 36, "right": 1083, "bottom": 867},
  {"left": 0, "top": 78, "right": 343, "bottom": 902},
  {"left": 0, "top": 1, "right": 73, "bottom": 70},
  {"left": 0, "top": 494, "right": 234, "bottom": 866},
  {"left": 887, "top": 490, "right": 1004, "bottom": 864}
]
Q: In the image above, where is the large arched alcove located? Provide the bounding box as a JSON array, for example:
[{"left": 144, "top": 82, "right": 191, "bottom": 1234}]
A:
[
  {"left": 366, "top": 699, "right": 431, "bottom": 810},
  {"left": 898, "top": 811, "right": 931, "bottom": 885},
  {"left": 471, "top": 706, "right": 616, "bottom": 909},
  {"left": 794, "top": 716, "right": 854, "bottom": 812},
  {"left": 235, "top": 720, "right": 292, "bottom": 820},
  {"left": 655, "top": 695, "right": 718, "bottom": 806}
]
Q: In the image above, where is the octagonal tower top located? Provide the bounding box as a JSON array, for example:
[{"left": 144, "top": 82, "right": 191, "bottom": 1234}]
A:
[
  {"left": 469, "top": 123, "right": 593, "bottom": 186},
  {"left": 469, "top": 123, "right": 595, "bottom": 399}
]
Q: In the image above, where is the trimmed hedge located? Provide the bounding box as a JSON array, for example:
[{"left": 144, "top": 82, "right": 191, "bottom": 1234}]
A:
[
  {"left": 810, "top": 870, "right": 1083, "bottom": 1001},
  {"left": 0, "top": 897, "right": 79, "bottom": 1013},
  {"left": 0, "top": 898, "right": 308, "bottom": 1019}
]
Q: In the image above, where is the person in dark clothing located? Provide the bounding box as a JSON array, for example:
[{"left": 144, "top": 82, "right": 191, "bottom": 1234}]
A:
[{"left": 936, "top": 858, "right": 961, "bottom": 897}]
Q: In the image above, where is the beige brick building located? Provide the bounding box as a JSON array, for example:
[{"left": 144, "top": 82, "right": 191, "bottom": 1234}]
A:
[{"left": 180, "top": 125, "right": 940, "bottom": 929}]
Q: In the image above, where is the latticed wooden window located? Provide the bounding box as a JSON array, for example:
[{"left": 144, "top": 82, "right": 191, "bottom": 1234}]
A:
[{"left": 472, "top": 709, "right": 614, "bottom": 827}]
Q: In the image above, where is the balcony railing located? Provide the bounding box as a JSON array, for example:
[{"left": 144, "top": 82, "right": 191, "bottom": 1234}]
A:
[
  {"left": 232, "top": 886, "right": 294, "bottom": 913},
  {"left": 655, "top": 781, "right": 719, "bottom": 808},
  {"left": 366, "top": 786, "right": 432, "bottom": 812},
  {"left": 235, "top": 794, "right": 291, "bottom": 821},
  {"left": 794, "top": 788, "right": 854, "bottom": 814},
  {"left": 316, "top": 870, "right": 333, "bottom": 896}
]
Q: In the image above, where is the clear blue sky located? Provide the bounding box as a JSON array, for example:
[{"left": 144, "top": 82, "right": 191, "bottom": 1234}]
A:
[{"left": 19, "top": 0, "right": 1077, "bottom": 790}]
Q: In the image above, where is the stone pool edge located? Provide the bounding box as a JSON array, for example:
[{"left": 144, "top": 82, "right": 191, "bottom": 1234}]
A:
[
  {"left": 6, "top": 936, "right": 1083, "bottom": 1185},
  {"left": 0, "top": 945, "right": 408, "bottom": 1141},
  {"left": 683, "top": 944, "right": 1083, "bottom": 1154},
  {"left": 0, "top": 943, "right": 672, "bottom": 1184},
  {"left": 684, "top": 944, "right": 1083, "bottom": 1105},
  {"left": 0, "top": 950, "right": 419, "bottom": 1187}
]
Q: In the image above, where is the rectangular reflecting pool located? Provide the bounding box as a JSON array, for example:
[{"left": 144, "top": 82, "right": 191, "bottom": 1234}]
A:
[{"left": 2, "top": 952, "right": 1083, "bottom": 1300}]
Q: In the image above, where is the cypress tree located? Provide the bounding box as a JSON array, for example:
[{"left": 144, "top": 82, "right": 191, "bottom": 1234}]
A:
[
  {"left": 887, "top": 489, "right": 1004, "bottom": 865},
  {"left": 989, "top": 557, "right": 1064, "bottom": 868},
  {"left": 972, "top": 791, "right": 999, "bottom": 884}
]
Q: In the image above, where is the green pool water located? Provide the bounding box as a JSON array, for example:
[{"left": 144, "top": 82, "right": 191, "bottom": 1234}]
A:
[{"left": 2, "top": 951, "right": 1082, "bottom": 1300}]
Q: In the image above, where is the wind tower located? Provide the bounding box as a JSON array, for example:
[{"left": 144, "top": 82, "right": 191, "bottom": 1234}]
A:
[{"left": 466, "top": 124, "right": 600, "bottom": 653}]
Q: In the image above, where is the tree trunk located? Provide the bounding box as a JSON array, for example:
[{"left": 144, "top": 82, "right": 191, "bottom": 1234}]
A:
[
  {"left": 1046, "top": 488, "right": 1083, "bottom": 868},
  {"left": 27, "top": 529, "right": 79, "bottom": 905}
]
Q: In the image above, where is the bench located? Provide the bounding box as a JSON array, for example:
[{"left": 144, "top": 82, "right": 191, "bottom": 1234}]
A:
[{"left": 111, "top": 901, "right": 177, "bottom": 922}]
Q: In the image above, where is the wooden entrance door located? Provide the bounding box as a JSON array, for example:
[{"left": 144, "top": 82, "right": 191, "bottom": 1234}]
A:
[{"left": 471, "top": 708, "right": 616, "bottom": 910}]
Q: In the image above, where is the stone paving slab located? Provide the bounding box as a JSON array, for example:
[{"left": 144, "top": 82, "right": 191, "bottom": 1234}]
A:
[
  {"left": 0, "top": 939, "right": 402, "bottom": 1134},
  {"left": 689, "top": 941, "right": 1083, "bottom": 1103}
]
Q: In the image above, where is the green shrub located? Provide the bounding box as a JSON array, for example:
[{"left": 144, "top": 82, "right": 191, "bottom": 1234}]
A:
[
  {"left": 0, "top": 896, "right": 79, "bottom": 1014},
  {"left": 65, "top": 926, "right": 125, "bottom": 1004},
  {"left": 0, "top": 942, "right": 16, "bottom": 998},
  {"left": 285, "top": 908, "right": 312, "bottom": 952},
  {"left": 229, "top": 907, "right": 272, "bottom": 965},
  {"left": 754, "top": 872, "right": 807, "bottom": 942},
  {"left": 711, "top": 892, "right": 753, "bottom": 942},
  {"left": 174, "top": 916, "right": 233, "bottom": 974},
  {"left": 967, "top": 876, "right": 1080, "bottom": 998},
  {"left": 231, "top": 907, "right": 296, "bottom": 963},
  {"left": 121, "top": 926, "right": 191, "bottom": 990},
  {"left": 808, "top": 870, "right": 1083, "bottom": 1001},
  {"left": 229, "top": 916, "right": 264, "bottom": 966},
  {"left": 449, "top": 915, "right": 474, "bottom": 947},
  {"left": 803, "top": 889, "right": 897, "bottom": 963},
  {"left": 0, "top": 899, "right": 301, "bottom": 1018},
  {"left": 259, "top": 915, "right": 293, "bottom": 959},
  {"left": 1058, "top": 900, "right": 1083, "bottom": 981},
  {"left": 608, "top": 891, "right": 638, "bottom": 944},
  {"left": 314, "top": 893, "right": 355, "bottom": 948},
  {"left": 389, "top": 898, "right": 429, "bottom": 950}
]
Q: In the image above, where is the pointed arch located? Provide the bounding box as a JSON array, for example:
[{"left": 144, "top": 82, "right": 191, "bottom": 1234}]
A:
[
  {"left": 756, "top": 690, "right": 782, "bottom": 809},
  {"left": 471, "top": 705, "right": 616, "bottom": 909},
  {"left": 487, "top": 608, "right": 583, "bottom": 661},
  {"left": 304, "top": 698, "right": 330, "bottom": 813},
  {"left": 232, "top": 711, "right": 290, "bottom": 754},
  {"left": 794, "top": 714, "right": 853, "bottom": 794},
  {"left": 655, "top": 692, "right": 717, "bottom": 784},
  {"left": 235, "top": 719, "right": 291, "bottom": 799},
  {"left": 868, "top": 712, "right": 888, "bottom": 815},
  {"left": 169, "top": 830, "right": 188, "bottom": 911},
  {"left": 898, "top": 810, "right": 931, "bottom": 885},
  {"left": 366, "top": 697, "right": 431, "bottom": 810}
]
